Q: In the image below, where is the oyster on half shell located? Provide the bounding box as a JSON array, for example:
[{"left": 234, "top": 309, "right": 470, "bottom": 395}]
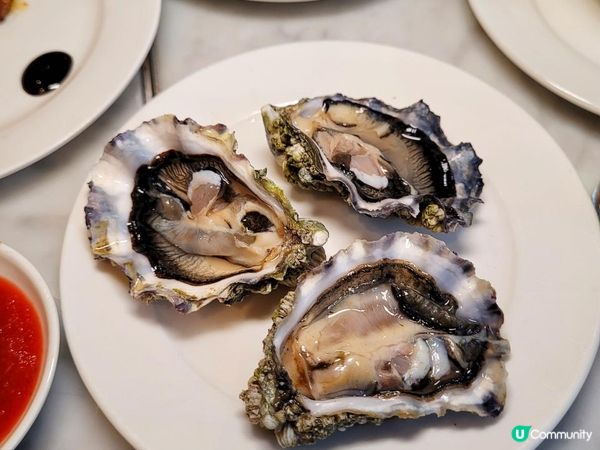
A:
[
  {"left": 241, "top": 232, "right": 509, "bottom": 447},
  {"left": 85, "top": 115, "right": 328, "bottom": 313},
  {"left": 262, "top": 95, "right": 484, "bottom": 232}
]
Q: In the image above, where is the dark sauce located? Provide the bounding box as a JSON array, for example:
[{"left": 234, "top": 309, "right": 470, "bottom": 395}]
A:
[{"left": 22, "top": 51, "right": 72, "bottom": 96}]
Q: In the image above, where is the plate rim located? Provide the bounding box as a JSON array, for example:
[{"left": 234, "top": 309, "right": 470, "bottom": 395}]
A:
[
  {"left": 0, "top": 0, "right": 162, "bottom": 179},
  {"left": 469, "top": 0, "right": 600, "bottom": 116},
  {"left": 60, "top": 40, "right": 600, "bottom": 450}
]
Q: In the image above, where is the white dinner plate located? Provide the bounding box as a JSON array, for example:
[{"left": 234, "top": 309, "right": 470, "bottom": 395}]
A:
[
  {"left": 60, "top": 42, "right": 600, "bottom": 450},
  {"left": 0, "top": 0, "right": 161, "bottom": 179},
  {"left": 469, "top": 0, "right": 600, "bottom": 116}
]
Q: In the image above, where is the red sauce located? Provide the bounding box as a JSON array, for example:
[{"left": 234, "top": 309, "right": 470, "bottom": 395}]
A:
[{"left": 0, "top": 276, "right": 44, "bottom": 443}]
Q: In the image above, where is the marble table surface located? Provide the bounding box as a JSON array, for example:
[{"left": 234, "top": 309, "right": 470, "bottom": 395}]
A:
[{"left": 3, "top": 0, "right": 599, "bottom": 449}]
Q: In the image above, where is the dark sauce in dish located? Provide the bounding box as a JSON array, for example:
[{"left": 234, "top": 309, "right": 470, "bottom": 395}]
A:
[
  {"left": 0, "top": 276, "right": 44, "bottom": 443},
  {"left": 22, "top": 51, "right": 72, "bottom": 96}
]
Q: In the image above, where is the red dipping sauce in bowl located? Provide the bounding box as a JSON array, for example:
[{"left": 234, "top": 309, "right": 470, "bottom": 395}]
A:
[
  {"left": 0, "top": 276, "right": 44, "bottom": 443},
  {"left": 0, "top": 242, "right": 58, "bottom": 450}
]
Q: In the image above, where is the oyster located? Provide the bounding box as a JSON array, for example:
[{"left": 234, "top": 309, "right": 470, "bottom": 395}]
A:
[
  {"left": 241, "top": 232, "right": 509, "bottom": 447},
  {"left": 262, "top": 95, "right": 483, "bottom": 232},
  {"left": 85, "top": 115, "right": 328, "bottom": 313}
]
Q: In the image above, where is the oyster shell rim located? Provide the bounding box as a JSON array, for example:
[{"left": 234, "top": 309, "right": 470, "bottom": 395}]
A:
[
  {"left": 241, "top": 232, "right": 509, "bottom": 447},
  {"left": 84, "top": 114, "right": 329, "bottom": 313},
  {"left": 261, "top": 94, "right": 485, "bottom": 232}
]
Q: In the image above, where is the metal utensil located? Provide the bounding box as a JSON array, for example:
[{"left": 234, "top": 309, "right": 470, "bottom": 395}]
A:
[{"left": 141, "top": 45, "right": 158, "bottom": 103}]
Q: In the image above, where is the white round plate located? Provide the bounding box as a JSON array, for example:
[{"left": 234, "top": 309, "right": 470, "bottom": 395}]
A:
[
  {"left": 60, "top": 42, "right": 600, "bottom": 450},
  {"left": 0, "top": 0, "right": 161, "bottom": 179},
  {"left": 469, "top": 0, "right": 600, "bottom": 116}
]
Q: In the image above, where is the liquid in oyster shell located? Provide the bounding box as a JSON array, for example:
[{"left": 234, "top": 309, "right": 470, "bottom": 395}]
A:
[
  {"left": 85, "top": 115, "right": 328, "bottom": 312},
  {"left": 262, "top": 94, "right": 484, "bottom": 232},
  {"left": 241, "top": 232, "right": 509, "bottom": 447}
]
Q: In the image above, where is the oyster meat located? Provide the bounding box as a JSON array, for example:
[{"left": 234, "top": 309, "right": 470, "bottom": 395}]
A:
[
  {"left": 262, "top": 95, "right": 483, "bottom": 232},
  {"left": 241, "top": 232, "right": 509, "bottom": 447},
  {"left": 85, "top": 115, "right": 328, "bottom": 313}
]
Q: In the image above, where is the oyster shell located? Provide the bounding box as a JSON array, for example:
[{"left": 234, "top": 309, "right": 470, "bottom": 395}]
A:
[
  {"left": 85, "top": 115, "right": 328, "bottom": 313},
  {"left": 262, "top": 95, "right": 483, "bottom": 232},
  {"left": 241, "top": 232, "right": 509, "bottom": 447}
]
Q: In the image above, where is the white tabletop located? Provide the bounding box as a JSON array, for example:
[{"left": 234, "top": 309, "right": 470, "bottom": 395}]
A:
[{"left": 6, "top": 1, "right": 599, "bottom": 449}]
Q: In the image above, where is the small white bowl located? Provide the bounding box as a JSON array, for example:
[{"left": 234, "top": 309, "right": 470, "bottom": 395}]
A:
[{"left": 0, "top": 242, "right": 59, "bottom": 450}]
